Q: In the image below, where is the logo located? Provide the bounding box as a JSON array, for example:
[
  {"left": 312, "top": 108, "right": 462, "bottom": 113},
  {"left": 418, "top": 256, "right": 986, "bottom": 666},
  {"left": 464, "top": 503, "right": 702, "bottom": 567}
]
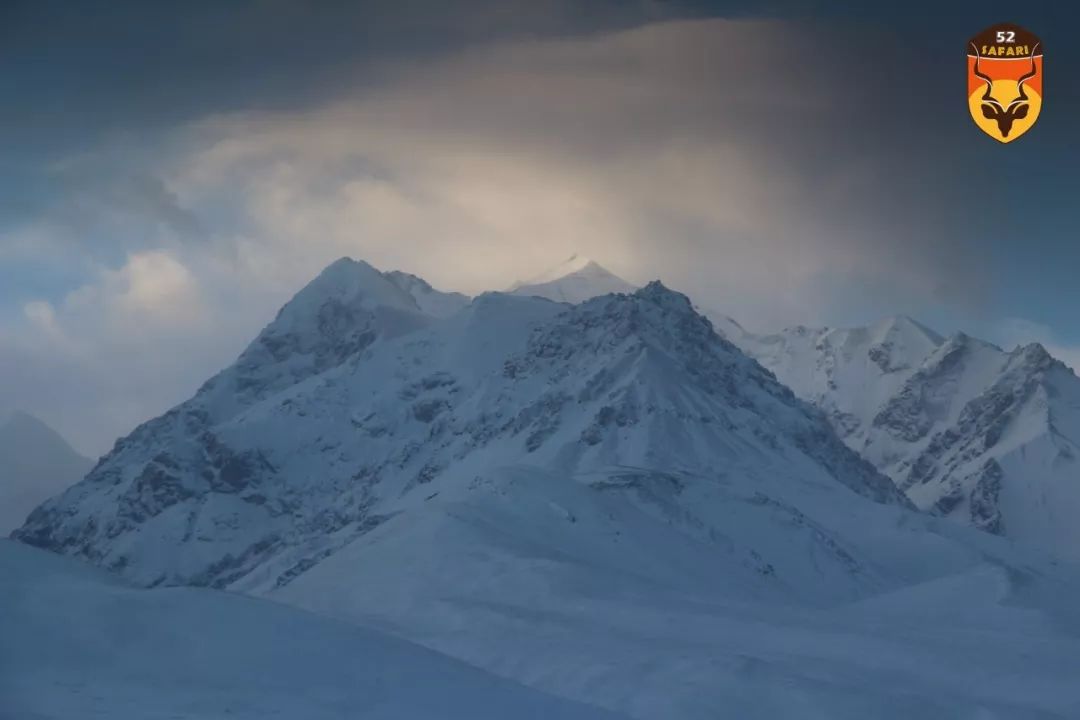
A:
[{"left": 967, "top": 24, "right": 1042, "bottom": 143}]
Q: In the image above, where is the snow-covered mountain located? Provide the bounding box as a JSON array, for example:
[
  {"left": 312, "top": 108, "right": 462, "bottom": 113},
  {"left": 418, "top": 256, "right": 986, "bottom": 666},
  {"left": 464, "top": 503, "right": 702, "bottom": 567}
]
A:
[
  {"left": 15, "top": 259, "right": 903, "bottom": 589},
  {"left": 510, "top": 254, "right": 636, "bottom": 303},
  {"left": 728, "top": 315, "right": 1080, "bottom": 558},
  {"left": 0, "top": 411, "right": 92, "bottom": 534},
  {"left": 11, "top": 258, "right": 1080, "bottom": 718},
  {"left": 0, "top": 540, "right": 624, "bottom": 720}
]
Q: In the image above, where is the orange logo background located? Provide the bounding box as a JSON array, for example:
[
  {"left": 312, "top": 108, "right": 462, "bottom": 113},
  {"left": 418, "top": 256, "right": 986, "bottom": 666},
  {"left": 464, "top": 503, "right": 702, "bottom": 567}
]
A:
[{"left": 967, "top": 24, "right": 1043, "bottom": 143}]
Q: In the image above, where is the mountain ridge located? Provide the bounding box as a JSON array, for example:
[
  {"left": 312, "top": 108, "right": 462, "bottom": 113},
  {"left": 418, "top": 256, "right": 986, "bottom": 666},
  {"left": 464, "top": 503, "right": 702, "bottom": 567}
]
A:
[
  {"left": 15, "top": 261, "right": 906, "bottom": 591},
  {"left": 725, "top": 312, "right": 1080, "bottom": 558}
]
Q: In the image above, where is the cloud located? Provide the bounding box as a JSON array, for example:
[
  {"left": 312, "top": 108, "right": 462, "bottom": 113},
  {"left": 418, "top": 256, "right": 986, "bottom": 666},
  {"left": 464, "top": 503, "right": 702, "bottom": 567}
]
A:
[
  {"left": 172, "top": 18, "right": 982, "bottom": 322},
  {"left": 0, "top": 250, "right": 247, "bottom": 455},
  {"left": 2, "top": 16, "right": 992, "bottom": 451}
]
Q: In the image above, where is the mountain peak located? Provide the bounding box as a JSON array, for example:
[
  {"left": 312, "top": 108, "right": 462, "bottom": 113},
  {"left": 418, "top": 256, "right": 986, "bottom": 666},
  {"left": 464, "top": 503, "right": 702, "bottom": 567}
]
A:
[
  {"left": 269, "top": 257, "right": 425, "bottom": 332},
  {"left": 196, "top": 258, "right": 432, "bottom": 416},
  {"left": 516, "top": 254, "right": 595, "bottom": 286},
  {"left": 292, "top": 257, "right": 404, "bottom": 309},
  {"left": 1010, "top": 341, "right": 1057, "bottom": 373},
  {"left": 0, "top": 411, "right": 76, "bottom": 449},
  {"left": 635, "top": 280, "right": 693, "bottom": 312},
  {"left": 510, "top": 254, "right": 635, "bottom": 304},
  {"left": 1, "top": 409, "right": 46, "bottom": 432},
  {"left": 0, "top": 411, "right": 92, "bottom": 534}
]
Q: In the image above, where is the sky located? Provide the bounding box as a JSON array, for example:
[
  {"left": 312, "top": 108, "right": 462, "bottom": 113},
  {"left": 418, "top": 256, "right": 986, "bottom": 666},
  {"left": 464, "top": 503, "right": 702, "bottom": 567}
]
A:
[{"left": 1, "top": 0, "right": 1078, "bottom": 455}]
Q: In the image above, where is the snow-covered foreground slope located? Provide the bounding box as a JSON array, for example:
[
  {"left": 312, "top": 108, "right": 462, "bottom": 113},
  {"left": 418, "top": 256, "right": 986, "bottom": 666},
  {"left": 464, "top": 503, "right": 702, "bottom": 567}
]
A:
[
  {"left": 0, "top": 540, "right": 625, "bottom": 720},
  {"left": 727, "top": 315, "right": 1080, "bottom": 559},
  {"left": 0, "top": 411, "right": 92, "bottom": 534},
  {"left": 271, "top": 466, "right": 1080, "bottom": 719},
  {"left": 510, "top": 254, "right": 636, "bottom": 303}
]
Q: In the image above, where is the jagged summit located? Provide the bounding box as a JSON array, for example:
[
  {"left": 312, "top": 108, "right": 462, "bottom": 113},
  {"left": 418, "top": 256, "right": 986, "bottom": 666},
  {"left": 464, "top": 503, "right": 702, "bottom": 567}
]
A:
[
  {"left": 1011, "top": 341, "right": 1055, "bottom": 368},
  {"left": 632, "top": 280, "right": 709, "bottom": 321},
  {"left": 636, "top": 279, "right": 684, "bottom": 304},
  {"left": 510, "top": 254, "right": 636, "bottom": 304}
]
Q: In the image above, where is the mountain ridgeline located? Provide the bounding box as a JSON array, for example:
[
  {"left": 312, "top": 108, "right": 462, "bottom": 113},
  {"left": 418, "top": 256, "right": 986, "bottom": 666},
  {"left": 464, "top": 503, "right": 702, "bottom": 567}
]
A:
[
  {"left": 723, "top": 315, "right": 1080, "bottom": 558},
  {"left": 16, "top": 258, "right": 904, "bottom": 591}
]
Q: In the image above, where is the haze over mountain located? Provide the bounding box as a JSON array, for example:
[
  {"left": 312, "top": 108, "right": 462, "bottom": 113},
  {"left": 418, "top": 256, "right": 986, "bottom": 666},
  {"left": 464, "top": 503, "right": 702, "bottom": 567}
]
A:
[
  {"left": 12, "top": 256, "right": 1080, "bottom": 719},
  {"left": 0, "top": 411, "right": 92, "bottom": 534}
]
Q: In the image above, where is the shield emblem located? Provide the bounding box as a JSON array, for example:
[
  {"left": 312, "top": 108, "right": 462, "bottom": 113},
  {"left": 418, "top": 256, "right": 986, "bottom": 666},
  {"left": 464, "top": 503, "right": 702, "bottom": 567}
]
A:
[{"left": 967, "top": 24, "right": 1043, "bottom": 143}]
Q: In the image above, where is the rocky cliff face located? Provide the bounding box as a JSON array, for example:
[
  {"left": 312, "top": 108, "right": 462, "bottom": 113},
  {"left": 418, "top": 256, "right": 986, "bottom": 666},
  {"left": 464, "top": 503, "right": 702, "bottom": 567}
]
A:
[{"left": 729, "top": 315, "right": 1080, "bottom": 558}]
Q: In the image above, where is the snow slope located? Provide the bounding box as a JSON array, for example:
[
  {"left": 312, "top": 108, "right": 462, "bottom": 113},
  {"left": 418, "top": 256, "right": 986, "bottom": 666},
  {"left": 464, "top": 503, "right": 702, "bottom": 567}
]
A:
[
  {"left": 736, "top": 316, "right": 945, "bottom": 446},
  {"left": 0, "top": 411, "right": 92, "bottom": 534},
  {"left": 272, "top": 465, "right": 1080, "bottom": 720},
  {"left": 729, "top": 315, "right": 1080, "bottom": 558},
  {"left": 0, "top": 540, "right": 624, "bottom": 720},
  {"left": 510, "top": 254, "right": 636, "bottom": 303}
]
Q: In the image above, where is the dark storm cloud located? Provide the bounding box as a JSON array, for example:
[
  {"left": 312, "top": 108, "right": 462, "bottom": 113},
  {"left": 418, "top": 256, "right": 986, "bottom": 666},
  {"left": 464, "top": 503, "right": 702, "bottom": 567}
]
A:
[
  {"left": 0, "top": 0, "right": 686, "bottom": 242},
  {"left": 0, "top": 0, "right": 673, "bottom": 156},
  {"left": 163, "top": 16, "right": 998, "bottom": 322},
  {"left": 3, "top": 0, "right": 1080, "bottom": 453}
]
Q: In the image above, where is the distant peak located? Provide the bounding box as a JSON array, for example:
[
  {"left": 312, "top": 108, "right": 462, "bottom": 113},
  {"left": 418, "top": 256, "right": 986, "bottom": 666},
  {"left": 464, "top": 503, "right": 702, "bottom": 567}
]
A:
[
  {"left": 514, "top": 254, "right": 626, "bottom": 286},
  {"left": 509, "top": 254, "right": 635, "bottom": 304},
  {"left": 0, "top": 410, "right": 88, "bottom": 461},
  {"left": 556, "top": 253, "right": 594, "bottom": 272},
  {"left": 2, "top": 409, "right": 47, "bottom": 432}
]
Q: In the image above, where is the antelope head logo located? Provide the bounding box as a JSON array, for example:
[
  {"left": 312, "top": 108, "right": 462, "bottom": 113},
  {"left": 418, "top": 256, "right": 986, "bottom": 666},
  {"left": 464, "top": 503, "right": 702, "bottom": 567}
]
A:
[{"left": 970, "top": 41, "right": 1040, "bottom": 139}]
